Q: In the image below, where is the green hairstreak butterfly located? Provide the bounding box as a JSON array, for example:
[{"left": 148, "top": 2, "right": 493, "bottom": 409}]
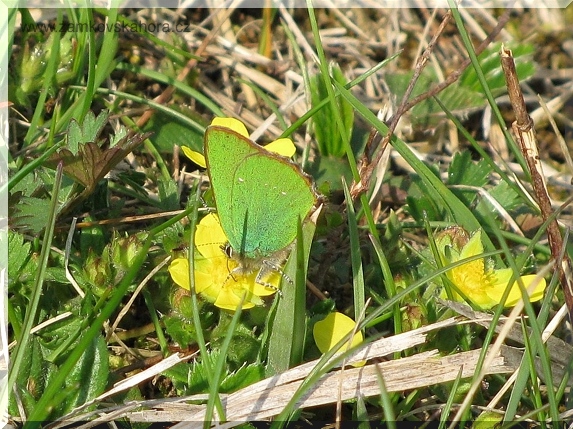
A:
[{"left": 204, "top": 125, "right": 318, "bottom": 286}]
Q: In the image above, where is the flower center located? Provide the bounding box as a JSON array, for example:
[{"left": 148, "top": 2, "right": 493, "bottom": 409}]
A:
[{"left": 451, "top": 259, "right": 493, "bottom": 293}]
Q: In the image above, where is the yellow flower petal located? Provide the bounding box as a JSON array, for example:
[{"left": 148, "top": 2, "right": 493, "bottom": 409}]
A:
[
  {"left": 214, "top": 289, "right": 256, "bottom": 310},
  {"left": 487, "top": 269, "right": 547, "bottom": 307},
  {"left": 441, "top": 228, "right": 547, "bottom": 310},
  {"left": 169, "top": 213, "right": 281, "bottom": 311},
  {"left": 181, "top": 146, "right": 206, "bottom": 168},
  {"left": 195, "top": 213, "right": 227, "bottom": 258},
  {"left": 265, "top": 138, "right": 296, "bottom": 158},
  {"left": 313, "top": 312, "right": 364, "bottom": 367},
  {"left": 168, "top": 258, "right": 190, "bottom": 290},
  {"left": 211, "top": 117, "right": 249, "bottom": 137}
]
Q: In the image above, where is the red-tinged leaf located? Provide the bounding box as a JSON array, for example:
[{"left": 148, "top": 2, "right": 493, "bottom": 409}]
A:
[{"left": 46, "top": 132, "right": 150, "bottom": 192}]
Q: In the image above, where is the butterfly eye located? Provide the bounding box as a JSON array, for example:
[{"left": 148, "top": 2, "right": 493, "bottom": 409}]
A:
[{"left": 221, "top": 243, "right": 233, "bottom": 258}]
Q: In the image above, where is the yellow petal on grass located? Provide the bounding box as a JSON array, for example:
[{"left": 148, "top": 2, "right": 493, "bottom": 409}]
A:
[
  {"left": 168, "top": 258, "right": 191, "bottom": 290},
  {"left": 313, "top": 312, "right": 365, "bottom": 367}
]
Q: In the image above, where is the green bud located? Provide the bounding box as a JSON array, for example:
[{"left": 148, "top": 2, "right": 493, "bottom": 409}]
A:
[
  {"left": 170, "top": 287, "right": 194, "bottom": 319},
  {"left": 83, "top": 249, "right": 112, "bottom": 296},
  {"left": 111, "top": 233, "right": 142, "bottom": 273}
]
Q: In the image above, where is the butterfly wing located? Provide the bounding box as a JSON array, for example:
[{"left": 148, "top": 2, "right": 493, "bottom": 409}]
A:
[{"left": 205, "top": 125, "right": 317, "bottom": 259}]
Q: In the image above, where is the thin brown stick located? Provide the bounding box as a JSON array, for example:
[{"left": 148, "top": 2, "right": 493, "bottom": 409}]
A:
[
  {"left": 351, "top": 9, "right": 512, "bottom": 199},
  {"left": 500, "top": 45, "right": 573, "bottom": 323}
]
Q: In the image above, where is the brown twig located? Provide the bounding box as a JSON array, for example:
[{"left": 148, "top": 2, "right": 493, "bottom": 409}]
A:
[
  {"left": 500, "top": 45, "right": 573, "bottom": 323},
  {"left": 351, "top": 9, "right": 512, "bottom": 199}
]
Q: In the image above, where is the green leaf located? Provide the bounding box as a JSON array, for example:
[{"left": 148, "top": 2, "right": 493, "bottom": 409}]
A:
[
  {"left": 266, "top": 215, "right": 317, "bottom": 374},
  {"left": 9, "top": 336, "right": 57, "bottom": 417},
  {"left": 447, "top": 151, "right": 492, "bottom": 206},
  {"left": 67, "top": 120, "right": 82, "bottom": 155},
  {"left": 109, "top": 126, "right": 128, "bottom": 148},
  {"left": 66, "top": 110, "right": 109, "bottom": 155},
  {"left": 56, "top": 334, "right": 109, "bottom": 415},
  {"left": 460, "top": 42, "right": 535, "bottom": 94},
  {"left": 475, "top": 180, "right": 522, "bottom": 218},
  {"left": 10, "top": 196, "right": 54, "bottom": 235},
  {"left": 307, "top": 155, "right": 353, "bottom": 192},
  {"left": 8, "top": 231, "right": 31, "bottom": 283},
  {"left": 163, "top": 313, "right": 198, "bottom": 347},
  {"left": 220, "top": 362, "right": 265, "bottom": 392},
  {"left": 384, "top": 42, "right": 535, "bottom": 129},
  {"left": 46, "top": 131, "right": 149, "bottom": 195},
  {"left": 158, "top": 177, "right": 180, "bottom": 210},
  {"left": 143, "top": 108, "right": 205, "bottom": 154},
  {"left": 447, "top": 151, "right": 490, "bottom": 188},
  {"left": 310, "top": 63, "right": 354, "bottom": 157}
]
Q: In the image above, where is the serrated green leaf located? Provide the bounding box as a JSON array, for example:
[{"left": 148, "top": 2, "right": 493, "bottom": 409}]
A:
[
  {"left": 10, "top": 196, "right": 54, "bottom": 234},
  {"left": 9, "top": 335, "right": 57, "bottom": 417},
  {"left": 37, "top": 314, "right": 83, "bottom": 352},
  {"left": 220, "top": 362, "right": 265, "bottom": 392},
  {"left": 158, "top": 177, "right": 180, "bottom": 210},
  {"left": 67, "top": 110, "right": 109, "bottom": 155},
  {"left": 386, "top": 43, "right": 534, "bottom": 128},
  {"left": 475, "top": 180, "right": 522, "bottom": 218},
  {"left": 67, "top": 119, "right": 82, "bottom": 155},
  {"left": 447, "top": 151, "right": 492, "bottom": 206},
  {"left": 8, "top": 231, "right": 31, "bottom": 282},
  {"left": 46, "top": 132, "right": 149, "bottom": 194},
  {"left": 163, "top": 314, "right": 198, "bottom": 347},
  {"left": 385, "top": 71, "right": 486, "bottom": 127},
  {"left": 187, "top": 355, "right": 215, "bottom": 394},
  {"left": 460, "top": 42, "right": 535, "bottom": 94},
  {"left": 81, "top": 110, "right": 109, "bottom": 146},
  {"left": 110, "top": 126, "right": 128, "bottom": 148}
]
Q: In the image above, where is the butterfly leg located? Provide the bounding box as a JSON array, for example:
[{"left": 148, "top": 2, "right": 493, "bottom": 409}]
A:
[{"left": 255, "top": 260, "right": 292, "bottom": 291}]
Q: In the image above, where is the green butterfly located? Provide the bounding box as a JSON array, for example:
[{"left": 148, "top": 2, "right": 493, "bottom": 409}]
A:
[{"left": 204, "top": 125, "right": 318, "bottom": 287}]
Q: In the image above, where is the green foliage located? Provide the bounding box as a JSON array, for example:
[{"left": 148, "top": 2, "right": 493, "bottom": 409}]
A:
[
  {"left": 165, "top": 351, "right": 265, "bottom": 395},
  {"left": 8, "top": 231, "right": 32, "bottom": 285},
  {"left": 459, "top": 42, "right": 535, "bottom": 94},
  {"left": 66, "top": 111, "right": 109, "bottom": 155},
  {"left": 9, "top": 32, "right": 76, "bottom": 108},
  {"left": 80, "top": 231, "right": 145, "bottom": 296},
  {"left": 9, "top": 332, "right": 108, "bottom": 419},
  {"left": 143, "top": 108, "right": 205, "bottom": 154},
  {"left": 385, "top": 42, "right": 535, "bottom": 127},
  {"left": 46, "top": 113, "right": 149, "bottom": 196},
  {"left": 310, "top": 63, "right": 354, "bottom": 157},
  {"left": 157, "top": 177, "right": 180, "bottom": 210},
  {"left": 447, "top": 151, "right": 491, "bottom": 206}
]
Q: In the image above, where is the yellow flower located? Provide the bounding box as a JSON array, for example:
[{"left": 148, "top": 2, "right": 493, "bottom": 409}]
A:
[
  {"left": 313, "top": 312, "right": 365, "bottom": 367},
  {"left": 438, "top": 229, "right": 546, "bottom": 309},
  {"left": 168, "top": 213, "right": 279, "bottom": 311},
  {"left": 181, "top": 117, "right": 296, "bottom": 167}
]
